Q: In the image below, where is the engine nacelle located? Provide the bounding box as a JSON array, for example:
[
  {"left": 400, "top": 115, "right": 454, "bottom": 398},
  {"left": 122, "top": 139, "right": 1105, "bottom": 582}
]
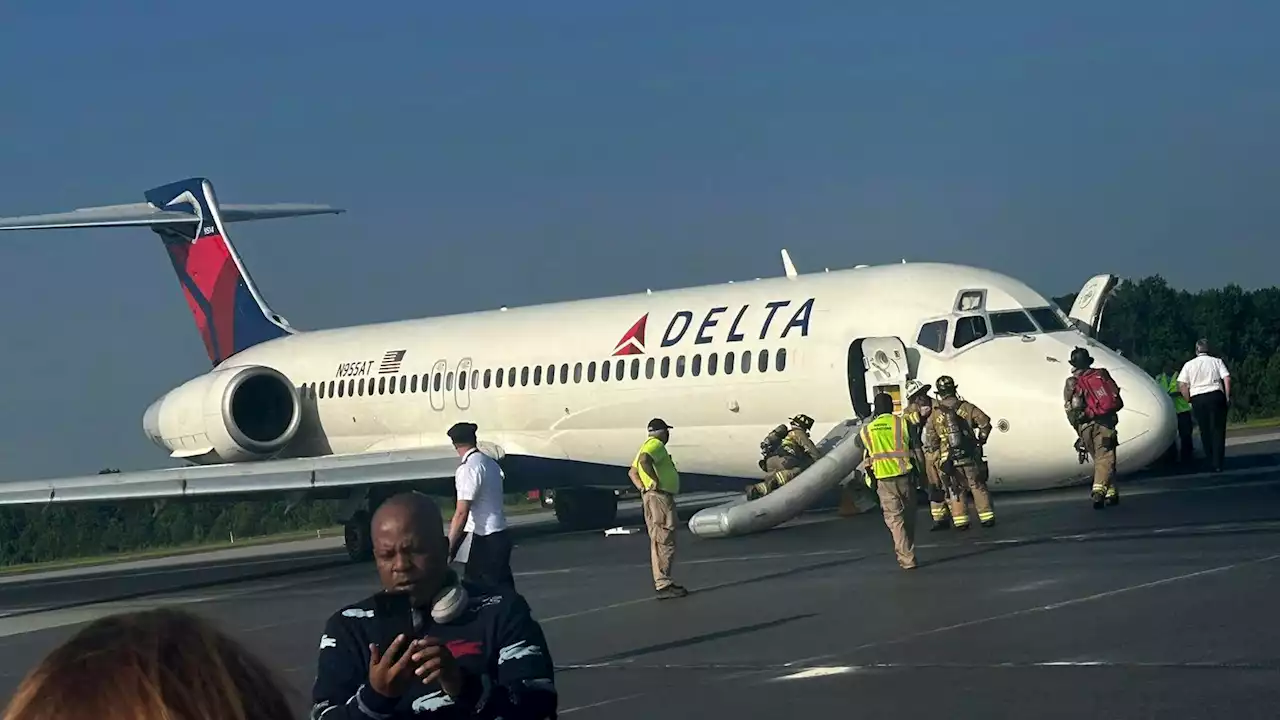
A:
[{"left": 142, "top": 365, "right": 302, "bottom": 464}]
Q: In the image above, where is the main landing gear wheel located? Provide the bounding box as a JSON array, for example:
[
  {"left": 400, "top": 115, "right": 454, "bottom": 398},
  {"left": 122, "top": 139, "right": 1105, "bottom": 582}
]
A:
[
  {"left": 344, "top": 510, "right": 372, "bottom": 562},
  {"left": 553, "top": 488, "right": 619, "bottom": 531}
]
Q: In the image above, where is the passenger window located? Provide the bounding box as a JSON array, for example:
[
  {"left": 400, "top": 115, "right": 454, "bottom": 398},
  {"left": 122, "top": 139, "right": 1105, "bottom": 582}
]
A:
[
  {"left": 601, "top": 360, "right": 610, "bottom": 382},
  {"left": 776, "top": 348, "right": 787, "bottom": 371},
  {"left": 337, "top": 381, "right": 346, "bottom": 397},
  {"left": 348, "top": 379, "right": 355, "bottom": 396},
  {"left": 989, "top": 310, "right": 1037, "bottom": 336},
  {"left": 385, "top": 377, "right": 393, "bottom": 394},
  {"left": 399, "top": 375, "right": 408, "bottom": 393},
  {"left": 646, "top": 357, "right": 656, "bottom": 379},
  {"left": 544, "top": 364, "right": 554, "bottom": 386},
  {"left": 319, "top": 382, "right": 326, "bottom": 399},
  {"left": 496, "top": 369, "right": 504, "bottom": 388},
  {"left": 615, "top": 360, "right": 625, "bottom": 381},
  {"left": 433, "top": 373, "right": 442, "bottom": 392},
  {"left": 675, "top": 355, "right": 686, "bottom": 377},
  {"left": 1028, "top": 306, "right": 1069, "bottom": 332},
  {"left": 508, "top": 368, "right": 516, "bottom": 387},
  {"left": 484, "top": 369, "right": 492, "bottom": 389},
  {"left": 707, "top": 353, "right": 719, "bottom": 375},
  {"left": 574, "top": 362, "right": 583, "bottom": 383},
  {"left": 329, "top": 381, "right": 336, "bottom": 397},
  {"left": 661, "top": 356, "right": 671, "bottom": 378},
  {"left": 691, "top": 354, "right": 702, "bottom": 377},
  {"left": 447, "top": 372, "right": 454, "bottom": 391},
  {"left": 630, "top": 358, "right": 640, "bottom": 380},
  {"left": 740, "top": 350, "right": 752, "bottom": 374},
  {"left": 358, "top": 378, "right": 366, "bottom": 396},
  {"left": 462, "top": 373, "right": 470, "bottom": 391},
  {"left": 917, "top": 320, "right": 948, "bottom": 353},
  {"left": 534, "top": 366, "right": 543, "bottom": 385},
  {"left": 560, "top": 364, "right": 569, "bottom": 384},
  {"left": 724, "top": 351, "right": 735, "bottom": 375},
  {"left": 757, "top": 349, "right": 769, "bottom": 373},
  {"left": 588, "top": 361, "right": 597, "bottom": 382},
  {"left": 953, "top": 315, "right": 988, "bottom": 349},
  {"left": 521, "top": 367, "right": 529, "bottom": 386},
  {"left": 471, "top": 370, "right": 479, "bottom": 389}
]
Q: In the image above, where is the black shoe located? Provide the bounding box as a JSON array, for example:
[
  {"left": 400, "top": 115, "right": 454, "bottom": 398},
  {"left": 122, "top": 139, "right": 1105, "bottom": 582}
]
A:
[
  {"left": 981, "top": 519, "right": 995, "bottom": 528},
  {"left": 954, "top": 523, "right": 970, "bottom": 531},
  {"left": 1106, "top": 493, "right": 1119, "bottom": 506},
  {"left": 1092, "top": 491, "right": 1105, "bottom": 509},
  {"left": 930, "top": 520, "right": 949, "bottom": 532},
  {"left": 656, "top": 584, "right": 688, "bottom": 600}
]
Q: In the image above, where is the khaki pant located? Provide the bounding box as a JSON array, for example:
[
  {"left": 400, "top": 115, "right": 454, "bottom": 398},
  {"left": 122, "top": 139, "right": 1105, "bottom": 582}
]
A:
[
  {"left": 922, "top": 450, "right": 950, "bottom": 524},
  {"left": 876, "top": 474, "right": 918, "bottom": 569},
  {"left": 1081, "top": 423, "right": 1118, "bottom": 498},
  {"left": 642, "top": 490, "right": 677, "bottom": 590},
  {"left": 945, "top": 463, "right": 995, "bottom": 527}
]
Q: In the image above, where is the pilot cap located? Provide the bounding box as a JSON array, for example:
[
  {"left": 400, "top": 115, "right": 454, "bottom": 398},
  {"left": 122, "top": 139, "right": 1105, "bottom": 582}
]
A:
[
  {"left": 647, "top": 418, "right": 673, "bottom": 433},
  {"left": 447, "top": 422, "right": 478, "bottom": 445}
]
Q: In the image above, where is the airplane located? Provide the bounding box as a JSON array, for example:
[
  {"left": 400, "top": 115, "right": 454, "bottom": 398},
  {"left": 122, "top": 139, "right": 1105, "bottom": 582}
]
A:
[{"left": 0, "top": 177, "right": 1178, "bottom": 562}]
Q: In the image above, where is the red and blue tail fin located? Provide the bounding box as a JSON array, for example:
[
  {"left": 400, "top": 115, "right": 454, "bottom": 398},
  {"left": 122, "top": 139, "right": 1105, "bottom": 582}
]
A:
[{"left": 0, "top": 177, "right": 344, "bottom": 366}]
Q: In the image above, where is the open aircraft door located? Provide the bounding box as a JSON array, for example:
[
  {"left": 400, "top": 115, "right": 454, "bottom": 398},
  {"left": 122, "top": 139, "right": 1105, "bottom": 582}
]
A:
[
  {"left": 1068, "top": 274, "right": 1121, "bottom": 338},
  {"left": 847, "top": 337, "right": 911, "bottom": 419}
]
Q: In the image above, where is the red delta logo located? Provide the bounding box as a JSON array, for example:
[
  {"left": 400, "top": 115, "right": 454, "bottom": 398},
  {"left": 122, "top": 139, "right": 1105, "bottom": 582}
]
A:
[
  {"left": 611, "top": 299, "right": 814, "bottom": 356},
  {"left": 612, "top": 314, "right": 648, "bottom": 356}
]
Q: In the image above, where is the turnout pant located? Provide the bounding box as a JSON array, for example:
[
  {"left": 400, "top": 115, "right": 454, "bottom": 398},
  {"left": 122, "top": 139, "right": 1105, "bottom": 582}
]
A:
[
  {"left": 876, "top": 474, "right": 918, "bottom": 569},
  {"left": 642, "top": 490, "right": 677, "bottom": 590},
  {"left": 922, "top": 450, "right": 950, "bottom": 525},
  {"left": 1191, "top": 390, "right": 1228, "bottom": 471},
  {"left": 463, "top": 529, "right": 515, "bottom": 590},
  {"left": 944, "top": 463, "right": 994, "bottom": 527},
  {"left": 1080, "top": 422, "right": 1118, "bottom": 498}
]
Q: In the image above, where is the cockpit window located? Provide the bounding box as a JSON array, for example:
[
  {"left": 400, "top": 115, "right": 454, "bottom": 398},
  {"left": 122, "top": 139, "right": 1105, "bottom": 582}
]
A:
[
  {"left": 953, "top": 315, "right": 988, "bottom": 349},
  {"left": 989, "top": 310, "right": 1038, "bottom": 336},
  {"left": 1028, "top": 306, "right": 1070, "bottom": 332},
  {"left": 917, "top": 320, "right": 948, "bottom": 353}
]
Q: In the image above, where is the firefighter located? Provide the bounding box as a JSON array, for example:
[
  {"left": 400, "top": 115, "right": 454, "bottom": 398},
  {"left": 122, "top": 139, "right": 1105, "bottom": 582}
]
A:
[
  {"left": 746, "top": 414, "right": 822, "bottom": 500},
  {"left": 929, "top": 375, "right": 995, "bottom": 529},
  {"left": 854, "top": 392, "right": 919, "bottom": 569},
  {"left": 902, "top": 381, "right": 948, "bottom": 531},
  {"left": 1064, "top": 347, "right": 1124, "bottom": 508}
]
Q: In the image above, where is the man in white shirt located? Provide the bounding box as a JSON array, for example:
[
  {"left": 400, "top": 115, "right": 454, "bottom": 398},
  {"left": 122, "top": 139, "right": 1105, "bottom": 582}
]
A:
[
  {"left": 1177, "top": 339, "right": 1232, "bottom": 473},
  {"left": 446, "top": 422, "right": 514, "bottom": 589}
]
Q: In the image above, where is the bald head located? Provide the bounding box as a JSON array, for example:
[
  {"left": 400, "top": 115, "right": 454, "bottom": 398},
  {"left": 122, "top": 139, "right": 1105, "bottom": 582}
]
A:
[
  {"left": 370, "top": 492, "right": 449, "bottom": 602},
  {"left": 373, "top": 492, "right": 444, "bottom": 537}
]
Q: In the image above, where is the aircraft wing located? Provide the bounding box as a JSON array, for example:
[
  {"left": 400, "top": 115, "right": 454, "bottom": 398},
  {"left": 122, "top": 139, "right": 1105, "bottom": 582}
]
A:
[{"left": 0, "top": 444, "right": 483, "bottom": 505}]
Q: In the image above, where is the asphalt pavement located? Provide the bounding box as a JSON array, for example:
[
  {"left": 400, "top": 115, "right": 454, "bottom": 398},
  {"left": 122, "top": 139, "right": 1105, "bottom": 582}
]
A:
[{"left": 3, "top": 441, "right": 1280, "bottom": 718}]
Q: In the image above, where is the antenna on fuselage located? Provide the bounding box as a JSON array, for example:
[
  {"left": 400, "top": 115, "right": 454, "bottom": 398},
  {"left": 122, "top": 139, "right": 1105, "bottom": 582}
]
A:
[{"left": 781, "top": 248, "right": 798, "bottom": 279}]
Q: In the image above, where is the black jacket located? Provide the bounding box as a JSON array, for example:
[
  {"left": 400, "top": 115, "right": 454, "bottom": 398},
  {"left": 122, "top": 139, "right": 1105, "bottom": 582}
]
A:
[{"left": 310, "top": 580, "right": 557, "bottom": 719}]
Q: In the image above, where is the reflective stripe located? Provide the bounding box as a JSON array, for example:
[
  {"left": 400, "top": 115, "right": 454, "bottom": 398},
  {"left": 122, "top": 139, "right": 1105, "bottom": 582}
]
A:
[{"left": 859, "top": 414, "right": 911, "bottom": 479}]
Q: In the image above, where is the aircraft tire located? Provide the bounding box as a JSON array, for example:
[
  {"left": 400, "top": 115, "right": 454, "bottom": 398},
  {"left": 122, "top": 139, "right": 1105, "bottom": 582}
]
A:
[
  {"left": 344, "top": 510, "right": 373, "bottom": 562},
  {"left": 553, "top": 488, "right": 619, "bottom": 530}
]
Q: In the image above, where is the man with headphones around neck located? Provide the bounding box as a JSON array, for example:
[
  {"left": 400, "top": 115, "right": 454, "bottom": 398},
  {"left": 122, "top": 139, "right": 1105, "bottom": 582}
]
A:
[{"left": 310, "top": 492, "right": 557, "bottom": 720}]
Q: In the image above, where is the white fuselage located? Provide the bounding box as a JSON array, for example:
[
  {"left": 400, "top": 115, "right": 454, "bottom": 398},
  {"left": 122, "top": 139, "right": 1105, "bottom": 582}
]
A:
[{"left": 143, "top": 262, "right": 1178, "bottom": 493}]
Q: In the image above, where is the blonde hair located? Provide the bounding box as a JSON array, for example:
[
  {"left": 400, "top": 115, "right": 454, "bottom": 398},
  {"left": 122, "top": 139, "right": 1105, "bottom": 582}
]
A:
[{"left": 3, "top": 608, "right": 295, "bottom": 720}]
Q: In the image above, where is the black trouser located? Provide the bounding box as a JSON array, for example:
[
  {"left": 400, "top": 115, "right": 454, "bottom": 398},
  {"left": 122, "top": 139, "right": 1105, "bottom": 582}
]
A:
[
  {"left": 464, "top": 530, "right": 515, "bottom": 590},
  {"left": 1191, "top": 390, "right": 1228, "bottom": 471},
  {"left": 1175, "top": 411, "right": 1194, "bottom": 464}
]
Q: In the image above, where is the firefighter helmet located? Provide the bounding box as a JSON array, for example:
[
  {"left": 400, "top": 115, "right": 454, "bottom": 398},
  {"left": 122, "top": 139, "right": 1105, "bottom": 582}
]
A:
[
  {"left": 1069, "top": 347, "right": 1094, "bottom": 369},
  {"left": 905, "top": 379, "right": 932, "bottom": 402},
  {"left": 935, "top": 375, "right": 957, "bottom": 395},
  {"left": 789, "top": 414, "right": 815, "bottom": 431}
]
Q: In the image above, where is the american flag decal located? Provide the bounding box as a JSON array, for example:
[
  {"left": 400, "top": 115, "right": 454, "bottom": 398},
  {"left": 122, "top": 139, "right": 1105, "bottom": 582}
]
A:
[{"left": 379, "top": 350, "right": 407, "bottom": 374}]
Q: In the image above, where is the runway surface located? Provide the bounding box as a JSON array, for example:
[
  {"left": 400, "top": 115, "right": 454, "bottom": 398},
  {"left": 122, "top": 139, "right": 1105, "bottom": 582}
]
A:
[{"left": 4, "top": 441, "right": 1280, "bottom": 717}]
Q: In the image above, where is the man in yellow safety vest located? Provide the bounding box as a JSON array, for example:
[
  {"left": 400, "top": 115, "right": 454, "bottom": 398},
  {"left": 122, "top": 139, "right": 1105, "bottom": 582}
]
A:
[
  {"left": 628, "top": 418, "right": 688, "bottom": 599},
  {"left": 1154, "top": 363, "right": 1195, "bottom": 467},
  {"left": 854, "top": 392, "right": 921, "bottom": 570}
]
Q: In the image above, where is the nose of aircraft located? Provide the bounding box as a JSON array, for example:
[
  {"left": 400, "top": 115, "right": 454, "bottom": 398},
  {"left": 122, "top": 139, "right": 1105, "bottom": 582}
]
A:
[{"left": 1108, "top": 362, "right": 1178, "bottom": 473}]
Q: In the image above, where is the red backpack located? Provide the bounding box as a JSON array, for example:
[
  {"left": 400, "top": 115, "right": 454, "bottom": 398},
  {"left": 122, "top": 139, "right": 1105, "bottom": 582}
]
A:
[{"left": 1076, "top": 369, "right": 1123, "bottom": 417}]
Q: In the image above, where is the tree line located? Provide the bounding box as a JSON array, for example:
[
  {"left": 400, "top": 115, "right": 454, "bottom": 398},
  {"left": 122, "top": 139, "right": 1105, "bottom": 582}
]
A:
[
  {"left": 1, "top": 274, "right": 1276, "bottom": 567},
  {"left": 1053, "top": 275, "right": 1280, "bottom": 422}
]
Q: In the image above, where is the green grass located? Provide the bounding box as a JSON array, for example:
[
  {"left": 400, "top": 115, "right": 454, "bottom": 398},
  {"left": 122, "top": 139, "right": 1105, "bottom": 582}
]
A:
[
  {"left": 1228, "top": 416, "right": 1280, "bottom": 430},
  {"left": 0, "top": 496, "right": 557, "bottom": 577}
]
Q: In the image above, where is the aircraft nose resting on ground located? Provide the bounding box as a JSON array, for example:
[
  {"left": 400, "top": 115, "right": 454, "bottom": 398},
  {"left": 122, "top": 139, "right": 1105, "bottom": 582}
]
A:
[{"left": 1109, "top": 360, "right": 1179, "bottom": 473}]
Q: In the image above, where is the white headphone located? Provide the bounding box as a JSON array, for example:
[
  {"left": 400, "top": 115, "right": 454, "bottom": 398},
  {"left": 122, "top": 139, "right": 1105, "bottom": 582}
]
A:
[{"left": 429, "top": 576, "right": 469, "bottom": 624}]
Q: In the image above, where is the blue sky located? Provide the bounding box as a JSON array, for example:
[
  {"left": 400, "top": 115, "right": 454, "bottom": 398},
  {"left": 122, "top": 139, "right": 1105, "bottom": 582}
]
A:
[{"left": 1, "top": 1, "right": 1276, "bottom": 479}]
